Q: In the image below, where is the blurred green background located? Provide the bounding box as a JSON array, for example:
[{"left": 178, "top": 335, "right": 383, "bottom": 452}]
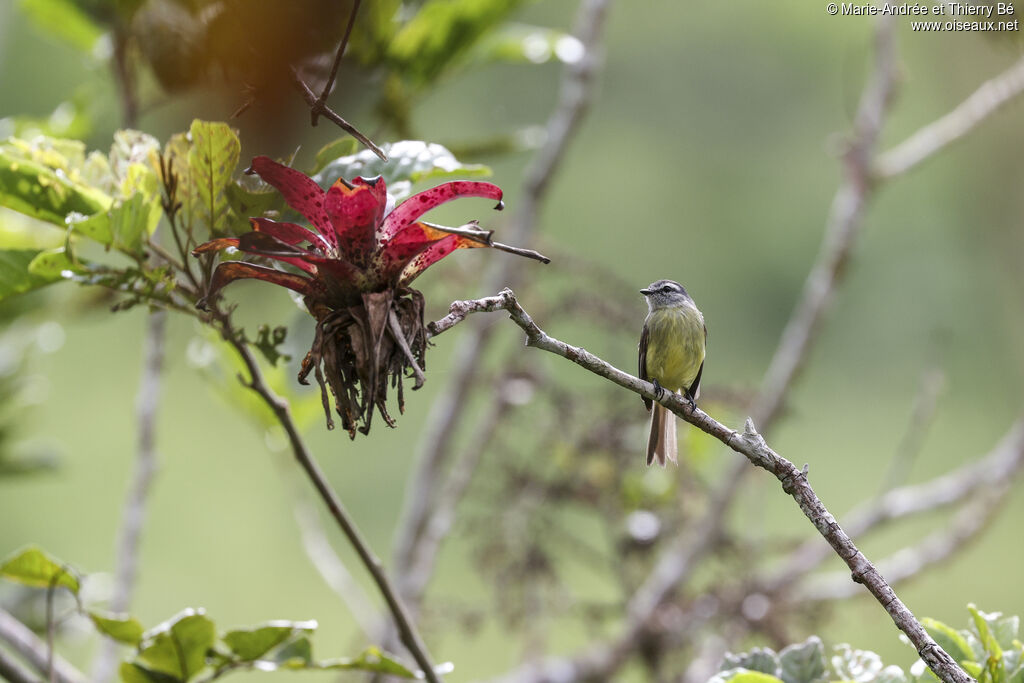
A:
[{"left": 1, "top": 0, "right": 1023, "bottom": 680}]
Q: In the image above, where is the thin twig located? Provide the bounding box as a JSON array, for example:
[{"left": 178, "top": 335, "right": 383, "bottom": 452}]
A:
[
  {"left": 433, "top": 288, "right": 973, "bottom": 683},
  {"left": 0, "top": 610, "right": 85, "bottom": 683},
  {"left": 290, "top": 68, "right": 386, "bottom": 161},
  {"left": 880, "top": 367, "right": 945, "bottom": 493},
  {"left": 388, "top": 310, "right": 426, "bottom": 389},
  {"left": 313, "top": 0, "right": 362, "bottom": 121},
  {"left": 874, "top": 54, "right": 1024, "bottom": 180},
  {"left": 208, "top": 311, "right": 441, "bottom": 683},
  {"left": 91, "top": 309, "right": 167, "bottom": 683},
  {"left": 421, "top": 222, "right": 551, "bottom": 264}
]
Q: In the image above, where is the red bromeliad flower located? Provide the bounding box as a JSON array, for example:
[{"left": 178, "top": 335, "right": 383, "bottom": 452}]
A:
[{"left": 193, "top": 156, "right": 530, "bottom": 437}]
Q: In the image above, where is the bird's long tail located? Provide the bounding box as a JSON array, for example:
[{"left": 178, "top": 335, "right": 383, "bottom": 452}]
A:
[{"left": 647, "top": 402, "right": 678, "bottom": 466}]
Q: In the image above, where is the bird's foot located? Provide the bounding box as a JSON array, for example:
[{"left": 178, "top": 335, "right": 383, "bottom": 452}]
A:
[
  {"left": 652, "top": 378, "right": 666, "bottom": 401},
  {"left": 685, "top": 392, "right": 697, "bottom": 411}
]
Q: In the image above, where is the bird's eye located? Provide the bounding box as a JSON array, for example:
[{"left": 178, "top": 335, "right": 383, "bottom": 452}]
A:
[{"left": 661, "top": 285, "right": 672, "bottom": 292}]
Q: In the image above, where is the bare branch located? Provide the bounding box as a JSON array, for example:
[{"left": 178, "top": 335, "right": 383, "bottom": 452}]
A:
[
  {"left": 0, "top": 610, "right": 85, "bottom": 683},
  {"left": 434, "top": 288, "right": 974, "bottom": 683},
  {"left": 290, "top": 67, "right": 386, "bottom": 161},
  {"left": 91, "top": 310, "right": 167, "bottom": 683},
  {"left": 875, "top": 55, "right": 1024, "bottom": 180},
  {"left": 313, "top": 0, "right": 362, "bottom": 122},
  {"left": 421, "top": 222, "right": 551, "bottom": 264}
]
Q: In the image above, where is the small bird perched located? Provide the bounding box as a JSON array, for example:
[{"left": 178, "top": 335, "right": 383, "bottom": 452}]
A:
[{"left": 638, "top": 280, "right": 707, "bottom": 466}]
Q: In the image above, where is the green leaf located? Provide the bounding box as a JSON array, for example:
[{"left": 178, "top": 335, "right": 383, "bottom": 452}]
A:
[
  {"left": 135, "top": 609, "right": 215, "bottom": 681},
  {"left": 27, "top": 247, "right": 86, "bottom": 279},
  {"left": 710, "top": 669, "right": 786, "bottom": 683},
  {"left": 923, "top": 617, "right": 976, "bottom": 664},
  {"left": 0, "top": 249, "right": 63, "bottom": 300},
  {"left": 0, "top": 546, "right": 79, "bottom": 593},
  {"left": 187, "top": 120, "right": 240, "bottom": 236},
  {"left": 961, "top": 660, "right": 984, "bottom": 679},
  {"left": 993, "top": 616, "right": 1020, "bottom": 651},
  {"left": 721, "top": 648, "right": 781, "bottom": 677},
  {"left": 831, "top": 644, "right": 883, "bottom": 682},
  {"left": 224, "top": 181, "right": 281, "bottom": 234},
  {"left": 119, "top": 662, "right": 182, "bottom": 683},
  {"left": 0, "top": 142, "right": 111, "bottom": 226},
  {"left": 314, "top": 140, "right": 490, "bottom": 201},
  {"left": 109, "top": 191, "right": 160, "bottom": 254},
  {"left": 110, "top": 130, "right": 161, "bottom": 186},
  {"left": 267, "top": 634, "right": 313, "bottom": 668},
  {"left": 318, "top": 646, "right": 417, "bottom": 678},
  {"left": 346, "top": 0, "right": 400, "bottom": 61},
  {"left": 388, "top": 0, "right": 527, "bottom": 85},
  {"left": 222, "top": 620, "right": 317, "bottom": 661},
  {"left": 313, "top": 137, "right": 360, "bottom": 174},
  {"left": 89, "top": 611, "right": 144, "bottom": 645},
  {"left": 970, "top": 604, "right": 1005, "bottom": 659},
  {"left": 778, "top": 637, "right": 826, "bottom": 683},
  {"left": 18, "top": 0, "right": 104, "bottom": 52}
]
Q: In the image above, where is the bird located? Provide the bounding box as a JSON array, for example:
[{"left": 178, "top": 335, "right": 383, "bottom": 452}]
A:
[{"left": 638, "top": 279, "right": 706, "bottom": 466}]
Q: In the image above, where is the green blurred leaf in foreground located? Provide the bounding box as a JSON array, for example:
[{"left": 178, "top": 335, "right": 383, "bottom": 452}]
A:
[
  {"left": 0, "top": 545, "right": 80, "bottom": 593},
  {"left": 0, "top": 249, "right": 65, "bottom": 300},
  {"left": 88, "top": 610, "right": 145, "bottom": 645}
]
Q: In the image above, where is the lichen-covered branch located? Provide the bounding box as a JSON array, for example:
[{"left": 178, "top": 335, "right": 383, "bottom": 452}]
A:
[{"left": 431, "top": 288, "right": 974, "bottom": 683}]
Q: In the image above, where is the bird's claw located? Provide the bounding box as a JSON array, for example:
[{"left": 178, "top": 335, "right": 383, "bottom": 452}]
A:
[{"left": 652, "top": 379, "right": 666, "bottom": 401}]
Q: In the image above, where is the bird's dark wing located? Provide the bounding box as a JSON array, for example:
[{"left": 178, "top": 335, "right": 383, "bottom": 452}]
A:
[
  {"left": 686, "top": 323, "right": 707, "bottom": 401},
  {"left": 639, "top": 322, "right": 651, "bottom": 411}
]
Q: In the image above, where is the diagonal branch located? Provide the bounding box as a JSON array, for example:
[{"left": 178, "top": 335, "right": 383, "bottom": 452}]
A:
[
  {"left": 431, "top": 288, "right": 974, "bottom": 683},
  {"left": 290, "top": 68, "right": 386, "bottom": 161},
  {"left": 874, "top": 54, "right": 1024, "bottom": 180}
]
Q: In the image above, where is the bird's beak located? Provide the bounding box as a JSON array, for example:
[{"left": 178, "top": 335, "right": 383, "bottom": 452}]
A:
[{"left": 640, "top": 288, "right": 652, "bottom": 295}]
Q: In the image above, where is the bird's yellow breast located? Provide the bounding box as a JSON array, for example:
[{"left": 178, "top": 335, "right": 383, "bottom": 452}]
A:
[{"left": 645, "top": 304, "right": 705, "bottom": 392}]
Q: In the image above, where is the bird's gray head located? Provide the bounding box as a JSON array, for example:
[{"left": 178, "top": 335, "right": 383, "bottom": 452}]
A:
[{"left": 640, "top": 279, "right": 693, "bottom": 311}]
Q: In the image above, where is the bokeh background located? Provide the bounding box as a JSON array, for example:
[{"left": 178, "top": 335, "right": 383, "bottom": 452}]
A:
[{"left": 1, "top": 0, "right": 1023, "bottom": 681}]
